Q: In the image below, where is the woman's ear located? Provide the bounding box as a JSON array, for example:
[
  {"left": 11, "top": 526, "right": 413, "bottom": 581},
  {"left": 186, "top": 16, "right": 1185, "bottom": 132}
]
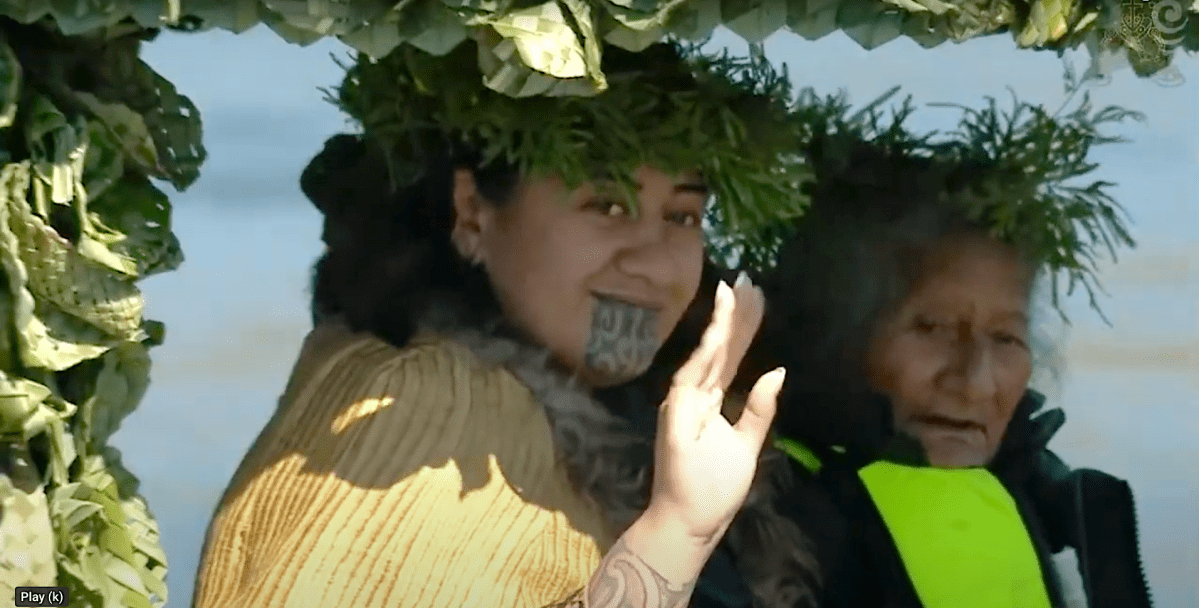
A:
[{"left": 450, "top": 168, "right": 486, "bottom": 264}]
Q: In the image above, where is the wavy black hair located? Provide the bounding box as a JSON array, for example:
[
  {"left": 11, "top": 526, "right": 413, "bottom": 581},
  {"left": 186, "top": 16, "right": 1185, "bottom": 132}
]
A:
[{"left": 303, "top": 130, "right": 518, "bottom": 340}]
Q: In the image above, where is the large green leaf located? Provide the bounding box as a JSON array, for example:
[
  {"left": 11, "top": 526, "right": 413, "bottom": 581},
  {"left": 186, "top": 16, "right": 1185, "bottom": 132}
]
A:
[
  {"left": 134, "top": 60, "right": 206, "bottom": 190},
  {"left": 0, "top": 163, "right": 122, "bottom": 372},
  {"left": 49, "top": 454, "right": 167, "bottom": 608},
  {"left": 0, "top": 475, "right": 58, "bottom": 593},
  {"left": 84, "top": 176, "right": 183, "bottom": 279},
  {"left": 78, "top": 343, "right": 151, "bottom": 447},
  {"left": 72, "top": 93, "right": 159, "bottom": 177}
]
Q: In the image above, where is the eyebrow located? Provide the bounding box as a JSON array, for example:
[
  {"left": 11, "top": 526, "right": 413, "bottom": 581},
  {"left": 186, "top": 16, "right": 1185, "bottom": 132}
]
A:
[
  {"left": 598, "top": 181, "right": 710, "bottom": 195},
  {"left": 674, "top": 182, "right": 711, "bottom": 196},
  {"left": 590, "top": 175, "right": 710, "bottom": 197},
  {"left": 994, "top": 311, "right": 1030, "bottom": 326}
]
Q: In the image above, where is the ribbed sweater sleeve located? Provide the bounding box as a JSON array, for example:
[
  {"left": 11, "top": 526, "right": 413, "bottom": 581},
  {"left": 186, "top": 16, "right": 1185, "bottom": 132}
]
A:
[{"left": 193, "top": 327, "right": 610, "bottom": 608}]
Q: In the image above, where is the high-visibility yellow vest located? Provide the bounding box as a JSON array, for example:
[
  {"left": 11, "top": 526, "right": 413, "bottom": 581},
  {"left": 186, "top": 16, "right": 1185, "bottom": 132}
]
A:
[{"left": 775, "top": 436, "right": 1053, "bottom": 608}]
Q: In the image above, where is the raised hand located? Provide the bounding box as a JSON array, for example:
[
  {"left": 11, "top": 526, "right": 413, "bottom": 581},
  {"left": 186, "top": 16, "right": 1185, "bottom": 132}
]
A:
[
  {"left": 646, "top": 271, "right": 785, "bottom": 542},
  {"left": 567, "top": 272, "right": 784, "bottom": 608}
]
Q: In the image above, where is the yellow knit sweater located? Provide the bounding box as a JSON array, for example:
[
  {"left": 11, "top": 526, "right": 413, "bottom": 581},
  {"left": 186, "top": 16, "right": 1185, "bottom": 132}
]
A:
[{"left": 193, "top": 321, "right": 613, "bottom": 608}]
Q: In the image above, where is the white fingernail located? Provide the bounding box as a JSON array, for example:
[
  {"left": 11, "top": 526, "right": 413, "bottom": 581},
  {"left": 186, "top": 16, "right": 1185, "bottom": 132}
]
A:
[
  {"left": 716, "top": 280, "right": 731, "bottom": 303},
  {"left": 734, "top": 270, "right": 749, "bottom": 290}
]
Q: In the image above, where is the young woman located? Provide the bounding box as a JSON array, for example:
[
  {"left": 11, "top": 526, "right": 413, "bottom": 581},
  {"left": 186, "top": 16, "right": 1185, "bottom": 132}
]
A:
[
  {"left": 191, "top": 42, "right": 818, "bottom": 608},
  {"left": 747, "top": 139, "right": 1153, "bottom": 608}
]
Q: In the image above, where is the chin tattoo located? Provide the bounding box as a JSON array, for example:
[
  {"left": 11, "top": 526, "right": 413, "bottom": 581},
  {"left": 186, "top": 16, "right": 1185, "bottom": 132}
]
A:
[{"left": 584, "top": 297, "right": 661, "bottom": 383}]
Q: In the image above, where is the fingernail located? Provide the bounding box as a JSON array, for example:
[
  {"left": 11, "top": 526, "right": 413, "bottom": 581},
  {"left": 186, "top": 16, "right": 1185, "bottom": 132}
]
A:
[
  {"left": 772, "top": 367, "right": 787, "bottom": 382},
  {"left": 734, "top": 270, "right": 750, "bottom": 290},
  {"left": 716, "top": 280, "right": 731, "bottom": 304}
]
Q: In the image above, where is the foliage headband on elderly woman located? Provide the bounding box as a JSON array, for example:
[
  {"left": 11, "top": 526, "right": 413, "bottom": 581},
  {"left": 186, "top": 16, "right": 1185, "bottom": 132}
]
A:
[{"left": 717, "top": 86, "right": 1145, "bottom": 321}]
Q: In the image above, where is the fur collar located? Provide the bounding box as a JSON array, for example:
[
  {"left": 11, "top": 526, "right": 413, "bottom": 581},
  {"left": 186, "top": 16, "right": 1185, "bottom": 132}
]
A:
[{"left": 417, "top": 304, "right": 654, "bottom": 533}]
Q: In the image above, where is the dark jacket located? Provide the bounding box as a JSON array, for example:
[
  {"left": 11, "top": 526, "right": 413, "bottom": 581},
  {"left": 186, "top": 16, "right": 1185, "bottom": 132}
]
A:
[{"left": 772, "top": 389, "right": 1154, "bottom": 608}]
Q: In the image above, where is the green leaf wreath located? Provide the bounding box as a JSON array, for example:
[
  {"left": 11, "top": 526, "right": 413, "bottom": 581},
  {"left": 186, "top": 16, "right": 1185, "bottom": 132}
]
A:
[{"left": 706, "top": 83, "right": 1143, "bottom": 318}]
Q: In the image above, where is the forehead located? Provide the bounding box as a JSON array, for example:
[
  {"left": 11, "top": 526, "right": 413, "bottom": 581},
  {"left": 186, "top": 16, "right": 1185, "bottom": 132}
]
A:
[
  {"left": 591, "top": 166, "right": 708, "bottom": 194},
  {"left": 511, "top": 166, "right": 707, "bottom": 209},
  {"left": 905, "top": 235, "right": 1033, "bottom": 316}
]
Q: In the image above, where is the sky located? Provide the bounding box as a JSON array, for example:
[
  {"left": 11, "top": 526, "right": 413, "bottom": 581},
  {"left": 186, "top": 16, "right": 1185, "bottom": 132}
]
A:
[{"left": 108, "top": 23, "right": 1199, "bottom": 608}]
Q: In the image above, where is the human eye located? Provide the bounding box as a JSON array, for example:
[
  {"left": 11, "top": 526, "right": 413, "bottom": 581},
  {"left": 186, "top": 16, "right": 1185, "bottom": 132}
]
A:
[
  {"left": 993, "top": 331, "right": 1029, "bottom": 350},
  {"left": 583, "top": 198, "right": 629, "bottom": 218},
  {"left": 912, "top": 315, "right": 941, "bottom": 334},
  {"left": 666, "top": 210, "right": 702, "bottom": 227}
]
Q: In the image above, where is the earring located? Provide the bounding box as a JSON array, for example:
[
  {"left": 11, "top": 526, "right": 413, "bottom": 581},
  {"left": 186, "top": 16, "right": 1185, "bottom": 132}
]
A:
[
  {"left": 453, "top": 238, "right": 484, "bottom": 268},
  {"left": 451, "top": 233, "right": 472, "bottom": 260}
]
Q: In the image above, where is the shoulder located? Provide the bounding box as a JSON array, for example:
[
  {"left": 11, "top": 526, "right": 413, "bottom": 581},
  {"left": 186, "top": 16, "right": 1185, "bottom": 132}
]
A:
[
  {"left": 196, "top": 325, "right": 604, "bottom": 607},
  {"left": 292, "top": 322, "right": 496, "bottom": 388},
  {"left": 221, "top": 324, "right": 545, "bottom": 498},
  {"left": 769, "top": 450, "right": 883, "bottom": 607},
  {"left": 283, "top": 323, "right": 523, "bottom": 419},
  {"left": 297, "top": 324, "right": 534, "bottom": 431}
]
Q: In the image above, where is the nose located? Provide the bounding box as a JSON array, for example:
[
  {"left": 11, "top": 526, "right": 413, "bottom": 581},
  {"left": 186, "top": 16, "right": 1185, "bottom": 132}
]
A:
[
  {"left": 946, "top": 336, "right": 999, "bottom": 406},
  {"left": 613, "top": 214, "right": 679, "bottom": 289}
]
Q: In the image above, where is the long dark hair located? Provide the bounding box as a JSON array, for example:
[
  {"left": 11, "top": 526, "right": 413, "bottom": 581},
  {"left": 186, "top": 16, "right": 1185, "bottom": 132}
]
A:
[
  {"left": 303, "top": 131, "right": 518, "bottom": 341},
  {"left": 300, "top": 127, "right": 819, "bottom": 606}
]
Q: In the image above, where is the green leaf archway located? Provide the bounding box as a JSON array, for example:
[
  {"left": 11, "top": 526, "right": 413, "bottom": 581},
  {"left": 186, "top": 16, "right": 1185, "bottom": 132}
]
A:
[{"left": 0, "top": 1, "right": 1192, "bottom": 606}]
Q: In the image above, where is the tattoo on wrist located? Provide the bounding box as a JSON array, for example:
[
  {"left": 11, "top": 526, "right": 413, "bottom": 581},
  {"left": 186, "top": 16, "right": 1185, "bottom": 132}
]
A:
[
  {"left": 587, "top": 537, "right": 695, "bottom": 608},
  {"left": 584, "top": 296, "right": 660, "bottom": 384}
]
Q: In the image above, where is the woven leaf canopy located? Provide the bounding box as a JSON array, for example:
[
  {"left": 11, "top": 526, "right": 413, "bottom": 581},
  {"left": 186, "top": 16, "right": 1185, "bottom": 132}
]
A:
[{"left": 3, "top": 0, "right": 1197, "bottom": 97}]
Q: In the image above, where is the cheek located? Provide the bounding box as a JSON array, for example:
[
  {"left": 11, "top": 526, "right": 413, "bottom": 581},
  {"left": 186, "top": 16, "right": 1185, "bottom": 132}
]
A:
[
  {"left": 496, "top": 223, "right": 603, "bottom": 289},
  {"left": 676, "top": 242, "right": 704, "bottom": 300},
  {"left": 556, "top": 230, "right": 624, "bottom": 299},
  {"left": 872, "top": 337, "right": 949, "bottom": 413},
  {"left": 548, "top": 245, "right": 608, "bottom": 308},
  {"left": 485, "top": 230, "right": 597, "bottom": 343},
  {"left": 659, "top": 241, "right": 705, "bottom": 336},
  {"left": 993, "top": 349, "right": 1033, "bottom": 420}
]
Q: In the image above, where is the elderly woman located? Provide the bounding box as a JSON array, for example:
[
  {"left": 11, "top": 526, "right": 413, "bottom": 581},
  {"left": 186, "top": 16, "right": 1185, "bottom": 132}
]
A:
[
  {"left": 192, "top": 41, "right": 818, "bottom": 608},
  {"left": 746, "top": 139, "right": 1154, "bottom": 608}
]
